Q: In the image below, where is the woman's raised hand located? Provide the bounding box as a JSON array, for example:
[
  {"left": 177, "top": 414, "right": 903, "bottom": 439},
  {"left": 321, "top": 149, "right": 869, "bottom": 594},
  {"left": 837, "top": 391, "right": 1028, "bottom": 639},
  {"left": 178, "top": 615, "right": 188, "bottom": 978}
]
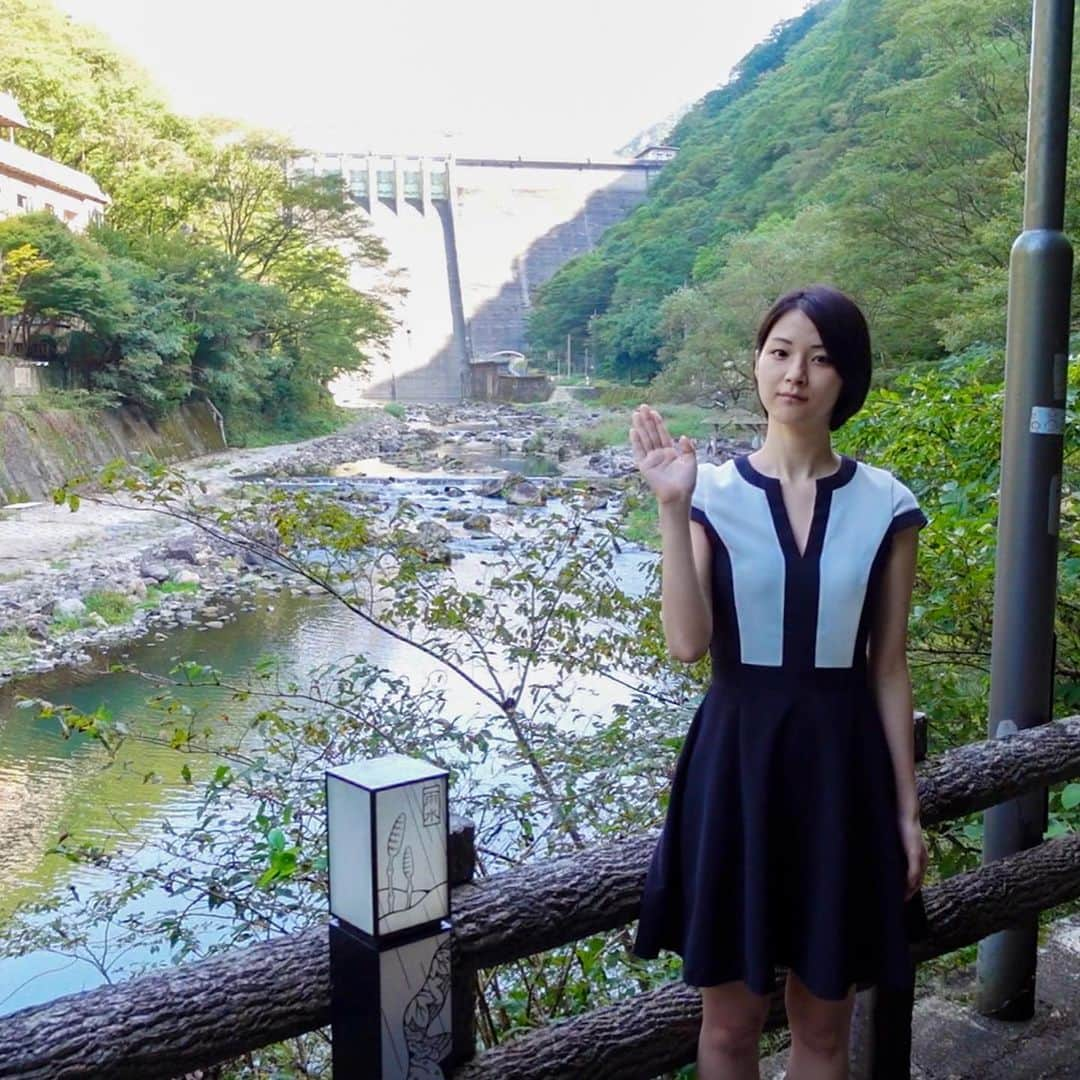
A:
[{"left": 629, "top": 405, "right": 697, "bottom": 506}]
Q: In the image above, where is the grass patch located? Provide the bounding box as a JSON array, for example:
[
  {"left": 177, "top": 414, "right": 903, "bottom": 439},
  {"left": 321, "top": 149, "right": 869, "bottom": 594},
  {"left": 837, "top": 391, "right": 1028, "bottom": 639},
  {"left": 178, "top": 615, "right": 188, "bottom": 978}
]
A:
[
  {"left": 578, "top": 404, "right": 717, "bottom": 453},
  {"left": 622, "top": 489, "right": 661, "bottom": 550},
  {"left": 382, "top": 402, "right": 406, "bottom": 419},
  {"left": 3, "top": 388, "right": 120, "bottom": 417},
  {"left": 139, "top": 580, "right": 200, "bottom": 610},
  {"left": 0, "top": 627, "right": 34, "bottom": 662},
  {"left": 226, "top": 403, "right": 354, "bottom": 448},
  {"left": 84, "top": 590, "right": 135, "bottom": 626},
  {"left": 596, "top": 383, "right": 649, "bottom": 408}
]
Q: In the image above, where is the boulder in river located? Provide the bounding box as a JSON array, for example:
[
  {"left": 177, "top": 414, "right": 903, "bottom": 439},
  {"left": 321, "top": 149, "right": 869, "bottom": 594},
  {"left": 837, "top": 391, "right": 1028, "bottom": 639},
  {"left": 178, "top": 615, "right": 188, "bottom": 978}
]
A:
[
  {"left": 53, "top": 596, "right": 86, "bottom": 620},
  {"left": 164, "top": 535, "right": 204, "bottom": 564},
  {"left": 140, "top": 560, "right": 170, "bottom": 583},
  {"left": 504, "top": 480, "right": 546, "bottom": 507},
  {"left": 444, "top": 508, "right": 469, "bottom": 523},
  {"left": 463, "top": 513, "right": 491, "bottom": 533},
  {"left": 416, "top": 520, "right": 451, "bottom": 546},
  {"left": 173, "top": 569, "right": 201, "bottom": 586}
]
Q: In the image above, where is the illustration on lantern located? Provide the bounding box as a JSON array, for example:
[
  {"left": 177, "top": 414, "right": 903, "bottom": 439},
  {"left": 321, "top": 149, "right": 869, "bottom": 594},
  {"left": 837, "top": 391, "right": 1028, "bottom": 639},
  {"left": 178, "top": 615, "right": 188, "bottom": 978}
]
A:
[
  {"left": 380, "top": 931, "right": 452, "bottom": 1078},
  {"left": 377, "top": 785, "right": 448, "bottom": 935}
]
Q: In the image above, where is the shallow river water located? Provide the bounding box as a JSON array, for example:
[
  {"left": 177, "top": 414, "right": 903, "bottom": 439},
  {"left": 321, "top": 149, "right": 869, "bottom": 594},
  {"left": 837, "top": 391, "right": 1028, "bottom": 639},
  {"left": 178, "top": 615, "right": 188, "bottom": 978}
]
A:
[{"left": 0, "top": 460, "right": 653, "bottom": 1014}]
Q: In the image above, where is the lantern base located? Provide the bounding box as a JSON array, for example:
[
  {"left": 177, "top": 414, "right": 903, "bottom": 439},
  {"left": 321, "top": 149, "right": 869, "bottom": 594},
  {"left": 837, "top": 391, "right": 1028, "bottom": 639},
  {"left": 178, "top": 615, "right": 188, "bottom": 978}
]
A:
[{"left": 330, "top": 917, "right": 453, "bottom": 1079}]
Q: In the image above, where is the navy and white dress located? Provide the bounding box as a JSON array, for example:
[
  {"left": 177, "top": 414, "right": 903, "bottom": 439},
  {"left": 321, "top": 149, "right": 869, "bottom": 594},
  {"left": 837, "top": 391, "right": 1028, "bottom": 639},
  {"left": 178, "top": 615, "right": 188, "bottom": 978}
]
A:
[{"left": 632, "top": 453, "right": 930, "bottom": 1001}]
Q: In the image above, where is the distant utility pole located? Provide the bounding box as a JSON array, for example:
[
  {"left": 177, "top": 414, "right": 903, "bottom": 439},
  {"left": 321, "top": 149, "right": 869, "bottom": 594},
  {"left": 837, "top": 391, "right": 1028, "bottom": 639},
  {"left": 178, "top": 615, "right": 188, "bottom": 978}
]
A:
[
  {"left": 976, "top": 0, "right": 1073, "bottom": 1021},
  {"left": 566, "top": 334, "right": 572, "bottom": 379}
]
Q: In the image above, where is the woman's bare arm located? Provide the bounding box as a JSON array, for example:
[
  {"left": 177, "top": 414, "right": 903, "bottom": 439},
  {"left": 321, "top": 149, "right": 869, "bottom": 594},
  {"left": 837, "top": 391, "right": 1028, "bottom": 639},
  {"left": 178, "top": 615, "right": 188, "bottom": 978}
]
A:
[
  {"left": 659, "top": 503, "right": 713, "bottom": 661},
  {"left": 630, "top": 406, "right": 713, "bottom": 662},
  {"left": 868, "top": 525, "right": 929, "bottom": 897}
]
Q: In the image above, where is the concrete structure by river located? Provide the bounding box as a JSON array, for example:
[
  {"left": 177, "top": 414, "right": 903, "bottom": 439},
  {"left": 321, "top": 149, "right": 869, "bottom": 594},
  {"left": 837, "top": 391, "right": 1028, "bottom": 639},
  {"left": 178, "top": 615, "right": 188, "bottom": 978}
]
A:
[{"left": 299, "top": 151, "right": 669, "bottom": 403}]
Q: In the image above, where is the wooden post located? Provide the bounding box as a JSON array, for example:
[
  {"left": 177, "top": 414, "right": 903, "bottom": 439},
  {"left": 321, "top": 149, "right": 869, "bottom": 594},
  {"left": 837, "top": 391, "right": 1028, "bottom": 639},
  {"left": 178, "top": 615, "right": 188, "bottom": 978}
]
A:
[
  {"left": 849, "top": 712, "right": 927, "bottom": 1079},
  {"left": 448, "top": 815, "right": 478, "bottom": 1067}
]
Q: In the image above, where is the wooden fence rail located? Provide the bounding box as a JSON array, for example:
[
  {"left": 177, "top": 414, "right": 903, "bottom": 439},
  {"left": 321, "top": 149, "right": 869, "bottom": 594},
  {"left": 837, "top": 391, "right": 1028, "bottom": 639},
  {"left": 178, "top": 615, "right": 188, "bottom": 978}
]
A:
[{"left": 1, "top": 716, "right": 1079, "bottom": 1080}]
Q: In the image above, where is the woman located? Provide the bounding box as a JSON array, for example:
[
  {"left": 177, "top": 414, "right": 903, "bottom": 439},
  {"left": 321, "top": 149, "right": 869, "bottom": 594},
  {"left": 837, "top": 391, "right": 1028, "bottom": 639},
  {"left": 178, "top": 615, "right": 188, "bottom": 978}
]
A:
[{"left": 629, "top": 285, "right": 929, "bottom": 1079}]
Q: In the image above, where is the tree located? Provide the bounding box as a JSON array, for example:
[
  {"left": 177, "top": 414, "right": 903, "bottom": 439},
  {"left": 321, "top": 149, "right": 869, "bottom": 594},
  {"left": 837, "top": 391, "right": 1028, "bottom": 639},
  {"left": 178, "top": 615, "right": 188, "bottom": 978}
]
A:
[
  {"left": 0, "top": 242, "right": 52, "bottom": 355},
  {"left": 199, "top": 133, "right": 386, "bottom": 284},
  {"left": 0, "top": 212, "right": 123, "bottom": 363}
]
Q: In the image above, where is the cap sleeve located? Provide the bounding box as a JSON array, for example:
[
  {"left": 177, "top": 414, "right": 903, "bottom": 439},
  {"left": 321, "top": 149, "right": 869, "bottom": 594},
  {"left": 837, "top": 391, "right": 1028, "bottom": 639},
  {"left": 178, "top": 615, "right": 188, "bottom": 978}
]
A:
[
  {"left": 889, "top": 475, "right": 929, "bottom": 535},
  {"left": 689, "top": 463, "right": 717, "bottom": 538}
]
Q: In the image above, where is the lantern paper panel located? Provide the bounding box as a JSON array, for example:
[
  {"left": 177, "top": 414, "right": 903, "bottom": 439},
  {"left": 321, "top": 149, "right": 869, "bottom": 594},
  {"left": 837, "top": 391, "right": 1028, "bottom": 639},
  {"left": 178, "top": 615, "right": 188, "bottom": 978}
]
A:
[
  {"left": 375, "top": 774, "right": 448, "bottom": 936},
  {"left": 381, "top": 928, "right": 452, "bottom": 1077},
  {"left": 326, "top": 755, "right": 449, "bottom": 938}
]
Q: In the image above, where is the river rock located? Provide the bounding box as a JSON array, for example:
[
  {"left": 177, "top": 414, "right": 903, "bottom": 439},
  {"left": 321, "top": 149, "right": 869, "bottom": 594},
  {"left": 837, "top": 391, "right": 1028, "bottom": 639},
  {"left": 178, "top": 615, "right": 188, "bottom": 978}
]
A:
[
  {"left": 416, "top": 520, "right": 451, "bottom": 545},
  {"left": 140, "top": 560, "right": 170, "bottom": 583},
  {"left": 505, "top": 480, "right": 546, "bottom": 507},
  {"left": 163, "top": 535, "right": 202, "bottom": 564},
  {"left": 443, "top": 485, "right": 466, "bottom": 498},
  {"left": 478, "top": 475, "right": 509, "bottom": 498},
  {"left": 86, "top": 612, "right": 108, "bottom": 630},
  {"left": 463, "top": 513, "right": 491, "bottom": 532},
  {"left": 173, "top": 569, "right": 201, "bottom": 586},
  {"left": 444, "top": 508, "right": 469, "bottom": 522},
  {"left": 53, "top": 596, "right": 86, "bottom": 620}
]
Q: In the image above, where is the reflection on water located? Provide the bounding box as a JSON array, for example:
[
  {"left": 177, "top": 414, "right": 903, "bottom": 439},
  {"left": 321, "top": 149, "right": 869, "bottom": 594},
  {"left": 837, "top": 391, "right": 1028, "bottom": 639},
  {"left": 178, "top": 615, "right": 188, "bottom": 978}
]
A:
[
  {"left": 331, "top": 451, "right": 561, "bottom": 479},
  {"left": 0, "top": 475, "right": 654, "bottom": 1014}
]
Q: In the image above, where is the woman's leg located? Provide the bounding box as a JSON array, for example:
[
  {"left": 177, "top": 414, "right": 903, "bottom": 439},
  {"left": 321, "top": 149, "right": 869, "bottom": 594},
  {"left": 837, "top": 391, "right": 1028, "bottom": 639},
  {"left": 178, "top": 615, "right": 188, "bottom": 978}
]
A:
[
  {"left": 698, "top": 979, "right": 772, "bottom": 1080},
  {"left": 783, "top": 969, "right": 856, "bottom": 1079}
]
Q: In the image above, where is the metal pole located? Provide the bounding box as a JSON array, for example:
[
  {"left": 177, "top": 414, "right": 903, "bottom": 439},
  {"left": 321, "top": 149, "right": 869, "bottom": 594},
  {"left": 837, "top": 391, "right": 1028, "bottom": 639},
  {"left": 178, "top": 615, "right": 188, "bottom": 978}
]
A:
[{"left": 976, "top": 0, "right": 1073, "bottom": 1020}]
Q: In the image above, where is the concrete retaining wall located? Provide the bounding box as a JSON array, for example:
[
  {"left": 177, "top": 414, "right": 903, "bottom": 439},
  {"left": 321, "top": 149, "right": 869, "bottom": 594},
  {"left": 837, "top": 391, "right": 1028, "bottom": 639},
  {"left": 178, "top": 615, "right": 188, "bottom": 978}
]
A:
[{"left": 0, "top": 399, "right": 227, "bottom": 504}]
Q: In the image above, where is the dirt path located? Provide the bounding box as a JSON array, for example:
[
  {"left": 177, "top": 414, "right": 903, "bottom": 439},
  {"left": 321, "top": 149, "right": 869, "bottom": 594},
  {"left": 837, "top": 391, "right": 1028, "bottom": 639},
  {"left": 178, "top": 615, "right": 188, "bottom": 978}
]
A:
[{"left": 0, "top": 439, "right": 310, "bottom": 580}]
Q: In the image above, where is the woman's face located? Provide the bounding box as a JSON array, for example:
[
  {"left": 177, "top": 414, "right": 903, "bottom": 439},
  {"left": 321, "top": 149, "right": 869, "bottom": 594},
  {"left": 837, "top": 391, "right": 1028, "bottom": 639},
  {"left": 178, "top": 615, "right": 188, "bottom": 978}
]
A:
[{"left": 754, "top": 308, "right": 844, "bottom": 431}]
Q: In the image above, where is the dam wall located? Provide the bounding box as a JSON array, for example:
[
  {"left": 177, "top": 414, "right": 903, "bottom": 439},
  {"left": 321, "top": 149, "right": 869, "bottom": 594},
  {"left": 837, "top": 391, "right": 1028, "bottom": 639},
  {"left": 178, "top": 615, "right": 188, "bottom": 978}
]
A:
[{"left": 307, "top": 153, "right": 665, "bottom": 402}]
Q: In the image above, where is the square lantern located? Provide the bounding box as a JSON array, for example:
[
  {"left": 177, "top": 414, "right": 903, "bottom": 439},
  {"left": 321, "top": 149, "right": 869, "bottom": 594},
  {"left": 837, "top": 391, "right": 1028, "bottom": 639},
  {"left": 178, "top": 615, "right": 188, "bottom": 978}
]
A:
[{"left": 326, "top": 754, "right": 450, "bottom": 940}]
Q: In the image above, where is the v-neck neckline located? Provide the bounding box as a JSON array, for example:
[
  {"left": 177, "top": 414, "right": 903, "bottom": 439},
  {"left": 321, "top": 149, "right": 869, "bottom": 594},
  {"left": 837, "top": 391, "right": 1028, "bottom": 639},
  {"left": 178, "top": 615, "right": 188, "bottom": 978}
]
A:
[{"left": 734, "top": 453, "right": 857, "bottom": 561}]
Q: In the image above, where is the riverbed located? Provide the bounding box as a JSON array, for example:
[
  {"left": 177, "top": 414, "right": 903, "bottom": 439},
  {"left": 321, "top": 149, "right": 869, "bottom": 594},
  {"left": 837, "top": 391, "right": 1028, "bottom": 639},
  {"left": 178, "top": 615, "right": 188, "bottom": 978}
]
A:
[{"left": 0, "top": 421, "right": 657, "bottom": 1015}]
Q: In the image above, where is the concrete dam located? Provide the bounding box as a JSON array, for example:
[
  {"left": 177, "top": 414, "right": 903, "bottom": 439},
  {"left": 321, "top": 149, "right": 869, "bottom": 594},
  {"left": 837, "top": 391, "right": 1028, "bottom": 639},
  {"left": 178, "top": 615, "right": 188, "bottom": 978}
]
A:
[{"left": 302, "top": 153, "right": 668, "bottom": 402}]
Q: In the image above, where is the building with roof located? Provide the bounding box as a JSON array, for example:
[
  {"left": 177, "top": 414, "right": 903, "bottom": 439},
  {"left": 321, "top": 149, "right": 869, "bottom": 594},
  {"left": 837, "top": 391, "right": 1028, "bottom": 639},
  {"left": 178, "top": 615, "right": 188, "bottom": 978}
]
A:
[{"left": 0, "top": 91, "right": 109, "bottom": 231}]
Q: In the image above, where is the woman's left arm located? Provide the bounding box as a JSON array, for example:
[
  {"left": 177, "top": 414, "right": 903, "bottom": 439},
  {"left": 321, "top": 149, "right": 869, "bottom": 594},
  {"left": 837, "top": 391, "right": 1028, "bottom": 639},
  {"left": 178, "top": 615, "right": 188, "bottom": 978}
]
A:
[{"left": 868, "top": 525, "right": 928, "bottom": 900}]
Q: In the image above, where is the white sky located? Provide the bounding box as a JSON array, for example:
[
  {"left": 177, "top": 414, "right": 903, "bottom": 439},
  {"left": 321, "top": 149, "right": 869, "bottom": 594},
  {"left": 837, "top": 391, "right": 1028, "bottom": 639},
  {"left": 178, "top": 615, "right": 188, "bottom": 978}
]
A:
[{"left": 55, "top": 0, "right": 813, "bottom": 158}]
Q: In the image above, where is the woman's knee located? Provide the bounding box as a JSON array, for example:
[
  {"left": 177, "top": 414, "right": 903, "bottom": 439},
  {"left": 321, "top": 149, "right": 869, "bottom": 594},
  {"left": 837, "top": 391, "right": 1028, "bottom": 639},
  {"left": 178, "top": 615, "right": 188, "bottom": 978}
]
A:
[
  {"left": 788, "top": 1015, "right": 847, "bottom": 1058},
  {"left": 785, "top": 972, "right": 854, "bottom": 1057},
  {"left": 699, "top": 981, "right": 769, "bottom": 1056}
]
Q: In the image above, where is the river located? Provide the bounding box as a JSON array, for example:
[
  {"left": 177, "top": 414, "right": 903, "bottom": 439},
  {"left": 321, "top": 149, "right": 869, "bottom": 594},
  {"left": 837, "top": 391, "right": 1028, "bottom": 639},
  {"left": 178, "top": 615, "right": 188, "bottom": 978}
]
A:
[{"left": 0, "top": 456, "right": 655, "bottom": 1015}]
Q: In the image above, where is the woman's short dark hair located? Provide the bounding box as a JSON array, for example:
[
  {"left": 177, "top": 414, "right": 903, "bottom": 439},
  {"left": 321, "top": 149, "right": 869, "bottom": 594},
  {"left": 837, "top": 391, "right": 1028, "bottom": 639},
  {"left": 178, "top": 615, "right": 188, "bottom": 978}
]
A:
[{"left": 754, "top": 284, "right": 872, "bottom": 431}]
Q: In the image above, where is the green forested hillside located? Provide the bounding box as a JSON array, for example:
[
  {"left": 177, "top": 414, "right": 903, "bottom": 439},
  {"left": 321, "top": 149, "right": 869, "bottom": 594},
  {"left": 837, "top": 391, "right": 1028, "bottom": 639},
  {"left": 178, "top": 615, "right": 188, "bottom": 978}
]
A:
[
  {"left": 0, "top": 0, "right": 390, "bottom": 440},
  {"left": 529, "top": 0, "right": 1063, "bottom": 395}
]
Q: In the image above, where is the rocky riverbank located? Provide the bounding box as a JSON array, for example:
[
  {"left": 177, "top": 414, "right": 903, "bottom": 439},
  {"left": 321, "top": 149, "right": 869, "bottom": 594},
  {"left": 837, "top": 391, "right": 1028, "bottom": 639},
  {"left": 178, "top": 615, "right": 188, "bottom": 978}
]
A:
[{"left": 0, "top": 401, "right": 647, "bottom": 685}]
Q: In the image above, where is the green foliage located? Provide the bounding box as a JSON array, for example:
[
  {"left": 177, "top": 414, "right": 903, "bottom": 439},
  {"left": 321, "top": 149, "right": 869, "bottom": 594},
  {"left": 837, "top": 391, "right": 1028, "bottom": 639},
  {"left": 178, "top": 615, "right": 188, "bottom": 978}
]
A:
[
  {"left": 837, "top": 349, "right": 1080, "bottom": 873},
  {"left": 382, "top": 401, "right": 406, "bottom": 419},
  {"left": 0, "top": 0, "right": 391, "bottom": 430},
  {"left": 10, "top": 460, "right": 706, "bottom": 1069},
  {"left": 529, "top": 0, "right": 1048, "bottom": 391}
]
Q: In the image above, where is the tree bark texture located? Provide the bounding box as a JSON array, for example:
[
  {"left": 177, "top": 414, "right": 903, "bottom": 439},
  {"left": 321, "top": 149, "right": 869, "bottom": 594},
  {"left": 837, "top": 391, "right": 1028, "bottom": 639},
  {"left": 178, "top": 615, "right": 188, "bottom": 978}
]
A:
[
  {"left": 448, "top": 833, "right": 1080, "bottom": 1080},
  {"left": 1, "top": 721, "right": 1079, "bottom": 1079}
]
